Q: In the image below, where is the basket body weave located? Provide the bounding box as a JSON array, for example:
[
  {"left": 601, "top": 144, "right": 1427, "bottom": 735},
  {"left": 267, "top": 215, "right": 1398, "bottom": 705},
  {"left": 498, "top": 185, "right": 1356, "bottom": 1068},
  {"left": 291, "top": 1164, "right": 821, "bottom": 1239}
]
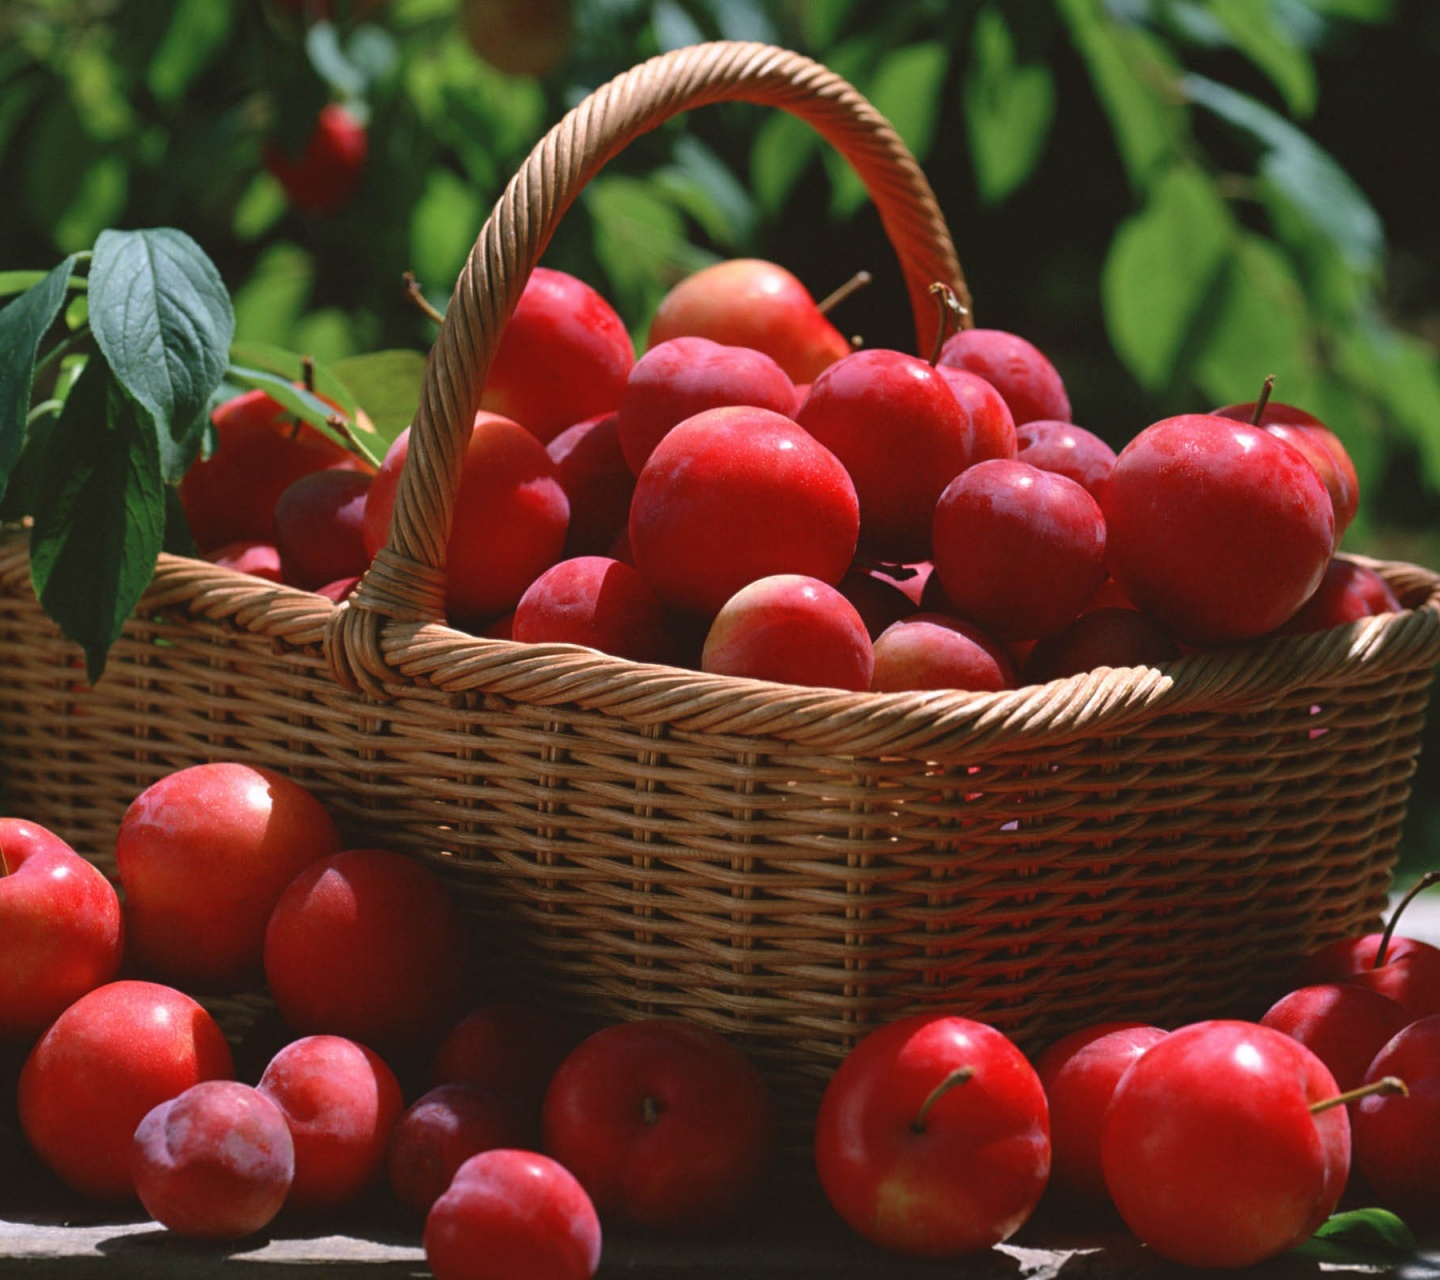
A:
[
  {"left": 3, "top": 537, "right": 1438, "bottom": 1130},
  {"left": 2, "top": 43, "right": 1439, "bottom": 1135}
]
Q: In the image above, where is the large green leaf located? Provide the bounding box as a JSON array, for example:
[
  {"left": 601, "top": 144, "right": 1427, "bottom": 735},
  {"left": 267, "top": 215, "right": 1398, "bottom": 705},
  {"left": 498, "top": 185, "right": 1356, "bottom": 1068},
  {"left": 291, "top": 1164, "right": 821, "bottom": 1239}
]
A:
[
  {"left": 964, "top": 6, "right": 1057, "bottom": 205},
  {"left": 29, "top": 360, "right": 167, "bottom": 685},
  {"left": 1182, "top": 73, "right": 1383, "bottom": 274},
  {"left": 0, "top": 254, "right": 78, "bottom": 500},
  {"left": 1057, "top": 0, "right": 1183, "bottom": 191},
  {"left": 88, "top": 228, "right": 235, "bottom": 442},
  {"left": 1191, "top": 233, "right": 1312, "bottom": 407},
  {"left": 1101, "top": 165, "right": 1232, "bottom": 391}
]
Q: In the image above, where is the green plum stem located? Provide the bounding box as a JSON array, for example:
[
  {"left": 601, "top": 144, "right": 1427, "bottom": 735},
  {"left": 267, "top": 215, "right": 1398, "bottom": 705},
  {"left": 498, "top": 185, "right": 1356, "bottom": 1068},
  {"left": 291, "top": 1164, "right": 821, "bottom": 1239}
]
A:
[
  {"left": 1375, "top": 870, "right": 1440, "bottom": 967},
  {"left": 1309, "top": 1075, "right": 1407, "bottom": 1114},
  {"left": 911, "top": 1065, "right": 975, "bottom": 1133}
]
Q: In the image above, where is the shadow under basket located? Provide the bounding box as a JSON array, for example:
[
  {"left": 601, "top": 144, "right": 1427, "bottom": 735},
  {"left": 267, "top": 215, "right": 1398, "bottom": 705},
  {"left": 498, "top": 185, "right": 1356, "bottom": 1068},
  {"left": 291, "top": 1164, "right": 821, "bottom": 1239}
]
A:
[{"left": 2, "top": 535, "right": 1439, "bottom": 1138}]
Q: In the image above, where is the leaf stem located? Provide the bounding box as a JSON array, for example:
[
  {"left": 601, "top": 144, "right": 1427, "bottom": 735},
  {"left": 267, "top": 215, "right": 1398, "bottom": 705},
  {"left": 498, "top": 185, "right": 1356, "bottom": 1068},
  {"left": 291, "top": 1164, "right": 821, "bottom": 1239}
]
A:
[
  {"left": 26, "top": 399, "right": 65, "bottom": 426},
  {"left": 33, "top": 328, "right": 90, "bottom": 382},
  {"left": 326, "top": 414, "right": 381, "bottom": 470}
]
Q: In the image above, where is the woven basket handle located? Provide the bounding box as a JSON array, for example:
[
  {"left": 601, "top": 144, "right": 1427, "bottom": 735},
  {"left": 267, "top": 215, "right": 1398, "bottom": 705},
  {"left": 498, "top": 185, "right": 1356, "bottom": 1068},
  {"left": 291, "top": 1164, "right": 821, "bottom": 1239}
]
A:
[{"left": 329, "top": 40, "right": 967, "bottom": 694}]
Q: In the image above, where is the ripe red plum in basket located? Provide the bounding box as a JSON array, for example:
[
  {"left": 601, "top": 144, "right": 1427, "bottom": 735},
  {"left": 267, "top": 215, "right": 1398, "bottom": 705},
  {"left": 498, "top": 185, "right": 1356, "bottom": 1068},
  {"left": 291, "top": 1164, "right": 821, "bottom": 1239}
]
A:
[
  {"left": 646, "top": 257, "right": 852, "bottom": 385},
  {"left": 480, "top": 266, "right": 634, "bottom": 445}
]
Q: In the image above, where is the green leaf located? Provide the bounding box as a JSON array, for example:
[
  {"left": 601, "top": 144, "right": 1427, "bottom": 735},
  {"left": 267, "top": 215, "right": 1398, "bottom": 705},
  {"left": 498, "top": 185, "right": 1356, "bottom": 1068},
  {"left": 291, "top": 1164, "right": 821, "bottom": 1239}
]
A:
[
  {"left": 1205, "top": 0, "right": 1317, "bottom": 116},
  {"left": 1336, "top": 323, "right": 1440, "bottom": 493},
  {"left": 306, "top": 21, "right": 367, "bottom": 98},
  {"left": 1101, "top": 165, "right": 1233, "bottom": 391},
  {"left": 1182, "top": 73, "right": 1383, "bottom": 274},
  {"left": 146, "top": 0, "right": 234, "bottom": 104},
  {"left": 88, "top": 229, "right": 236, "bottom": 444},
  {"left": 794, "top": 0, "right": 860, "bottom": 49},
  {"left": 227, "top": 341, "right": 359, "bottom": 417},
  {"left": 231, "top": 243, "right": 315, "bottom": 347},
  {"left": 708, "top": 0, "right": 779, "bottom": 44},
  {"left": 964, "top": 6, "right": 1058, "bottom": 204},
  {"left": 29, "top": 359, "right": 167, "bottom": 685},
  {"left": 1057, "top": 0, "right": 1183, "bottom": 191},
  {"left": 0, "top": 373, "right": 73, "bottom": 526},
  {"left": 1191, "top": 233, "right": 1312, "bottom": 407},
  {"left": 329, "top": 350, "right": 426, "bottom": 451},
  {"left": 829, "top": 42, "right": 949, "bottom": 219},
  {"left": 225, "top": 365, "right": 380, "bottom": 469},
  {"left": 750, "top": 110, "right": 822, "bottom": 218},
  {"left": 154, "top": 404, "right": 209, "bottom": 488},
  {"left": 1292, "top": 1207, "right": 1418, "bottom": 1264},
  {"left": 654, "top": 135, "right": 757, "bottom": 249},
  {"left": 0, "top": 254, "right": 78, "bottom": 500},
  {"left": 409, "top": 170, "right": 485, "bottom": 299},
  {"left": 0, "top": 271, "right": 86, "bottom": 300},
  {"left": 232, "top": 172, "right": 289, "bottom": 243},
  {"left": 650, "top": 0, "right": 706, "bottom": 51},
  {"left": 585, "top": 175, "right": 715, "bottom": 333}
]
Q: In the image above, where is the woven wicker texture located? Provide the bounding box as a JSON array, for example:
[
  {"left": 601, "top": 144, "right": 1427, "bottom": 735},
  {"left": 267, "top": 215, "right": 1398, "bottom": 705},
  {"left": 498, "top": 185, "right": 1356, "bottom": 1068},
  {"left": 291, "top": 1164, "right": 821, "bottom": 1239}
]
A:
[{"left": 2, "top": 42, "right": 1440, "bottom": 1138}]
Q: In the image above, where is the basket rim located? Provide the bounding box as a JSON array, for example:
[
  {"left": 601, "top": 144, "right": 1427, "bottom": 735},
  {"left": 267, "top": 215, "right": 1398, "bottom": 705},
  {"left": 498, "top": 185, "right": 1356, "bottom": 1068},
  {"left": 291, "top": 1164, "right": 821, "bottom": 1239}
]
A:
[{"left": 3, "top": 531, "right": 1435, "bottom": 759}]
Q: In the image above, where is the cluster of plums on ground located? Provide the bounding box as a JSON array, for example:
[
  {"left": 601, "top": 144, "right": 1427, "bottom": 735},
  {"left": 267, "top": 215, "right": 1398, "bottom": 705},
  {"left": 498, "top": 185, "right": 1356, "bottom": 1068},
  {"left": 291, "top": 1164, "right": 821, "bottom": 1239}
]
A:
[{"left": 4, "top": 776, "right": 1438, "bottom": 1274}]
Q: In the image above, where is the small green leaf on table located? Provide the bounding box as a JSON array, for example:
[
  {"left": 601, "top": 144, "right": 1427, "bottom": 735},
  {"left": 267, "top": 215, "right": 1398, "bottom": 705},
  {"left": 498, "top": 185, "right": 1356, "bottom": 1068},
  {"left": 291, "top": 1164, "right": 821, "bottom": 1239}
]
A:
[{"left": 1292, "top": 1207, "right": 1418, "bottom": 1265}]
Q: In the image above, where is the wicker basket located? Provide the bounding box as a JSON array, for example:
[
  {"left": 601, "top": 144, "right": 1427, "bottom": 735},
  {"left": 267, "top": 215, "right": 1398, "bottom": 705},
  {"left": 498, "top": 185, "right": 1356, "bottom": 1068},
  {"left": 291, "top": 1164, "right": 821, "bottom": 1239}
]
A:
[{"left": 2, "top": 42, "right": 1439, "bottom": 1135}]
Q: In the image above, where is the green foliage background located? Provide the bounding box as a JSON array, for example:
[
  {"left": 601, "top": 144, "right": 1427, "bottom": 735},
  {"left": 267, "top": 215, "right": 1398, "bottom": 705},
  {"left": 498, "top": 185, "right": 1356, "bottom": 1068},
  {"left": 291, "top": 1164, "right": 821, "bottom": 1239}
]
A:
[{"left": 3, "top": 0, "right": 1440, "bottom": 868}]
